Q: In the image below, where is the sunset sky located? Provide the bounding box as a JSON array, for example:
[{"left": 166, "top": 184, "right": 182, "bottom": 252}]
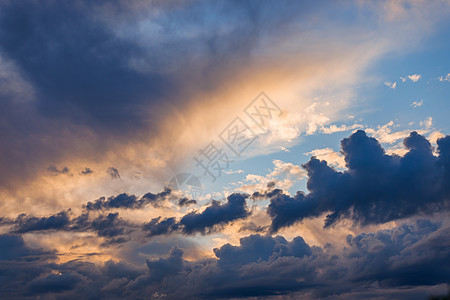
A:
[{"left": 0, "top": 1, "right": 450, "bottom": 299}]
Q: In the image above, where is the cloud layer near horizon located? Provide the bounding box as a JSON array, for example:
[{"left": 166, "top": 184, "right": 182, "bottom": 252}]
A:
[{"left": 0, "top": 130, "right": 449, "bottom": 299}]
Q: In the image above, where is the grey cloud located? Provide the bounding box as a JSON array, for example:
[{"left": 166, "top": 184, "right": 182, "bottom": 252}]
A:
[
  {"left": 180, "top": 193, "right": 251, "bottom": 234},
  {"left": 83, "top": 188, "right": 172, "bottom": 211},
  {"left": 0, "top": 0, "right": 325, "bottom": 190},
  {"left": 106, "top": 167, "right": 121, "bottom": 180}
]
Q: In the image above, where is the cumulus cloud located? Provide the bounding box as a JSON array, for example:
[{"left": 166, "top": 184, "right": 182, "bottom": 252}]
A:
[{"left": 267, "top": 130, "right": 450, "bottom": 231}]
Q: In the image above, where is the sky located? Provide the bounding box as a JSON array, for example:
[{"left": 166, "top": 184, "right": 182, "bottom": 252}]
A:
[{"left": 0, "top": 0, "right": 450, "bottom": 299}]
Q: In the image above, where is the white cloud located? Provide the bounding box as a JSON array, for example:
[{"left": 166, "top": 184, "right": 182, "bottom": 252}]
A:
[
  {"left": 400, "top": 76, "right": 407, "bottom": 82},
  {"left": 407, "top": 74, "right": 422, "bottom": 82},
  {"left": 319, "top": 123, "right": 363, "bottom": 134},
  {"left": 366, "top": 121, "right": 411, "bottom": 144},
  {"left": 385, "top": 144, "right": 409, "bottom": 157},
  {"left": 365, "top": 119, "right": 431, "bottom": 144},
  {"left": 237, "top": 159, "right": 306, "bottom": 193},
  {"left": 420, "top": 116, "right": 433, "bottom": 130},
  {"left": 428, "top": 130, "right": 446, "bottom": 144},
  {"left": 438, "top": 73, "right": 450, "bottom": 82},
  {"left": 411, "top": 99, "right": 423, "bottom": 108},
  {"left": 306, "top": 114, "right": 330, "bottom": 135},
  {"left": 304, "top": 148, "right": 346, "bottom": 170},
  {"left": 384, "top": 81, "right": 397, "bottom": 89},
  {"left": 224, "top": 169, "right": 244, "bottom": 175}
]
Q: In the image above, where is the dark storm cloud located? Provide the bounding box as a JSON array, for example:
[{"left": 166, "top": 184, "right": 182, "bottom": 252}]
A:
[
  {"left": 71, "top": 212, "right": 137, "bottom": 245},
  {"left": 0, "top": 220, "right": 449, "bottom": 299},
  {"left": 5, "top": 211, "right": 71, "bottom": 234},
  {"left": 124, "top": 220, "right": 450, "bottom": 300},
  {"left": 141, "top": 193, "right": 251, "bottom": 236},
  {"left": 0, "top": 234, "right": 54, "bottom": 261},
  {"left": 83, "top": 188, "right": 172, "bottom": 210},
  {"left": 0, "top": 210, "right": 136, "bottom": 245},
  {"left": 214, "top": 234, "right": 312, "bottom": 266},
  {"left": 180, "top": 193, "right": 250, "bottom": 234},
  {"left": 143, "top": 217, "right": 179, "bottom": 237},
  {"left": 0, "top": 1, "right": 163, "bottom": 129},
  {"left": 0, "top": 0, "right": 325, "bottom": 189},
  {"left": 268, "top": 131, "right": 450, "bottom": 232},
  {"left": 27, "top": 272, "right": 84, "bottom": 294}
]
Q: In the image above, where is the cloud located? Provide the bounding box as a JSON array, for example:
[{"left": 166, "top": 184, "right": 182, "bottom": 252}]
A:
[
  {"left": 267, "top": 130, "right": 450, "bottom": 231},
  {"left": 178, "top": 197, "right": 197, "bottom": 207},
  {"left": 365, "top": 120, "right": 429, "bottom": 144},
  {"left": 47, "top": 165, "right": 70, "bottom": 175},
  {"left": 80, "top": 168, "right": 93, "bottom": 175},
  {"left": 384, "top": 81, "right": 397, "bottom": 89},
  {"left": 106, "top": 167, "right": 121, "bottom": 180},
  {"left": 319, "top": 123, "right": 363, "bottom": 134},
  {"left": 214, "top": 234, "right": 312, "bottom": 266},
  {"left": 1, "top": 192, "right": 252, "bottom": 241},
  {"left": 304, "top": 148, "right": 346, "bottom": 169},
  {"left": 438, "top": 73, "right": 450, "bottom": 82},
  {"left": 0, "top": 0, "right": 340, "bottom": 193},
  {"left": 6, "top": 211, "right": 71, "bottom": 234},
  {"left": 0, "top": 234, "right": 54, "bottom": 261},
  {"left": 83, "top": 188, "right": 172, "bottom": 210},
  {"left": 28, "top": 272, "right": 84, "bottom": 294},
  {"left": 420, "top": 116, "right": 433, "bottom": 130},
  {"left": 180, "top": 193, "right": 250, "bottom": 234},
  {"left": 0, "top": 217, "right": 449, "bottom": 299},
  {"left": 411, "top": 99, "right": 423, "bottom": 108},
  {"left": 238, "top": 159, "right": 306, "bottom": 193},
  {"left": 407, "top": 74, "right": 422, "bottom": 82},
  {"left": 71, "top": 212, "right": 136, "bottom": 244},
  {"left": 122, "top": 220, "right": 450, "bottom": 299},
  {"left": 1, "top": 210, "right": 137, "bottom": 245},
  {"left": 143, "top": 217, "right": 179, "bottom": 238}
]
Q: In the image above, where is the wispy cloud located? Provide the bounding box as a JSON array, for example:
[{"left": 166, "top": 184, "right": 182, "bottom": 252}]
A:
[
  {"left": 384, "top": 81, "right": 397, "bottom": 89},
  {"left": 411, "top": 99, "right": 424, "bottom": 108},
  {"left": 438, "top": 73, "right": 450, "bottom": 82}
]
